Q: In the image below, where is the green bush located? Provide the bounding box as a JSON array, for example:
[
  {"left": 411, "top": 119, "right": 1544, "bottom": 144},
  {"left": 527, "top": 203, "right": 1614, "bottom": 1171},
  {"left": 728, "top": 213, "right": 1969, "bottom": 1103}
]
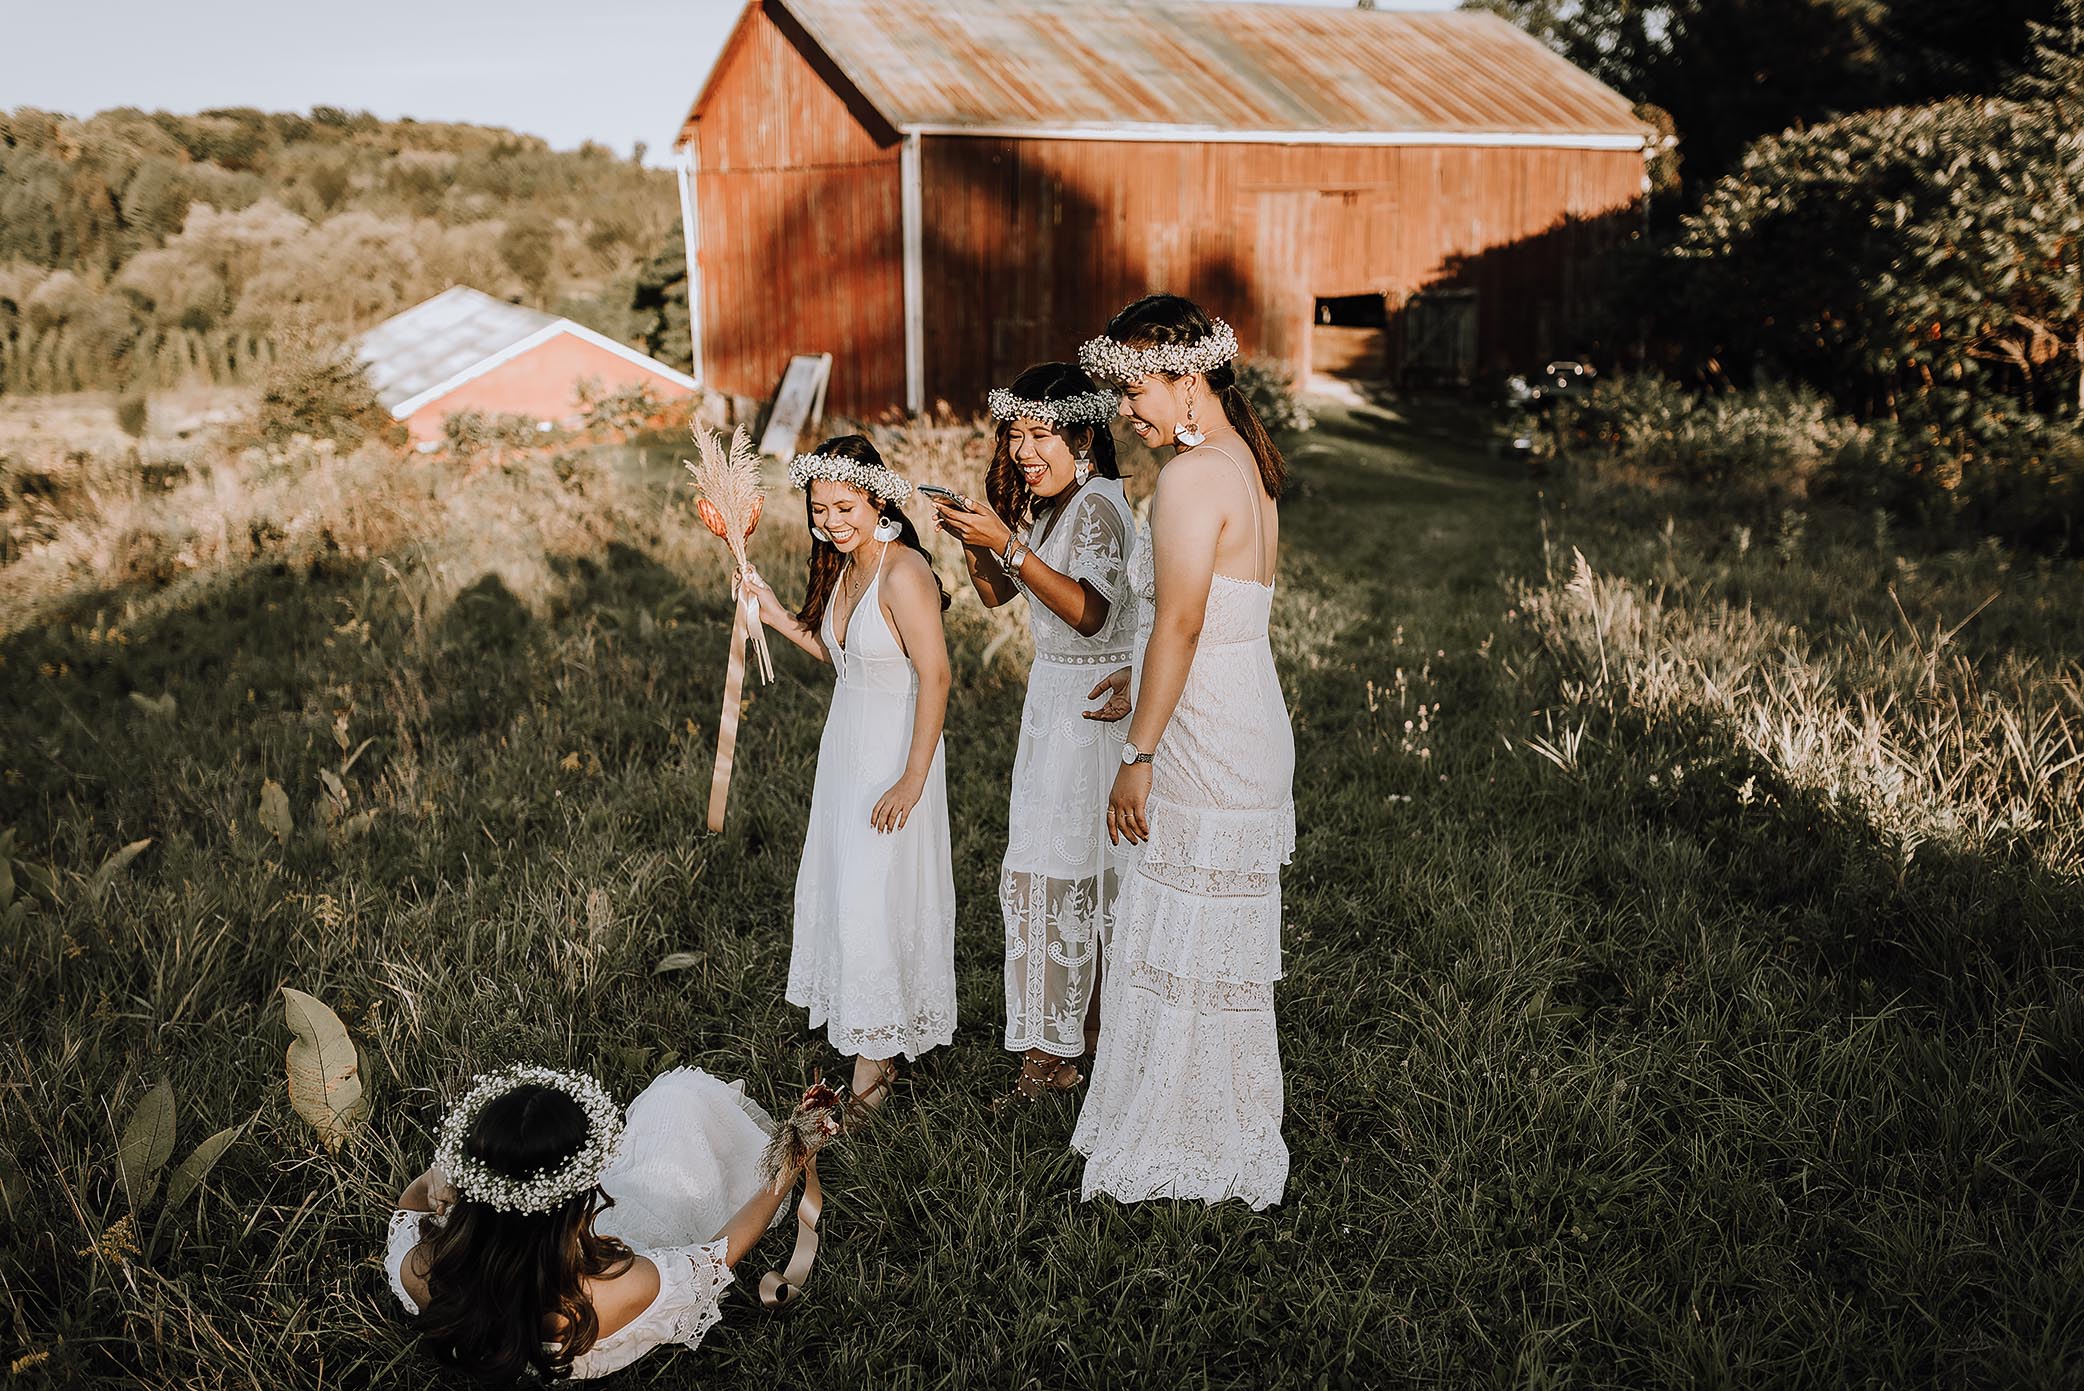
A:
[
  {"left": 252, "top": 334, "right": 395, "bottom": 448},
  {"left": 1652, "top": 85, "right": 2083, "bottom": 433},
  {"left": 1234, "top": 355, "right": 1313, "bottom": 434}
]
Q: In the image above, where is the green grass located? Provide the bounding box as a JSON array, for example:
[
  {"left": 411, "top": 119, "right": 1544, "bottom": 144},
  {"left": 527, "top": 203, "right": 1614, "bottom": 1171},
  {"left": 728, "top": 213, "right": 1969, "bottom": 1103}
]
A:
[{"left": 3, "top": 402, "right": 2081, "bottom": 1388}]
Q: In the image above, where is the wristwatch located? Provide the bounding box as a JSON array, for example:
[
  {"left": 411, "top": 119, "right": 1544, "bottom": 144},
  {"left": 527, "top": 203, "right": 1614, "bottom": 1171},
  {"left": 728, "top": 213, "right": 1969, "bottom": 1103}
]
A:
[{"left": 1120, "top": 741, "right": 1154, "bottom": 766}]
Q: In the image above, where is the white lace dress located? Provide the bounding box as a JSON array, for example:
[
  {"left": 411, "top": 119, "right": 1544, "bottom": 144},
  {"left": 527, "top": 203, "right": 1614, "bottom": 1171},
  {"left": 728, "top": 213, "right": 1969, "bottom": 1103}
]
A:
[
  {"left": 1001, "top": 478, "right": 1136, "bottom": 1057},
  {"left": 789, "top": 549, "right": 958, "bottom": 1060},
  {"left": 383, "top": 1068, "right": 776, "bottom": 1379},
  {"left": 1070, "top": 450, "right": 1296, "bottom": 1210}
]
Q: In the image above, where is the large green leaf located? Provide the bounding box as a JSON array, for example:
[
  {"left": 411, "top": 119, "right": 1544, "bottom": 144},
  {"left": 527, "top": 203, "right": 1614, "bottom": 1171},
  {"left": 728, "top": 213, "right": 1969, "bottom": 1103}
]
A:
[
  {"left": 117, "top": 1079, "right": 177, "bottom": 1209},
  {"left": 164, "top": 1125, "right": 240, "bottom": 1209}
]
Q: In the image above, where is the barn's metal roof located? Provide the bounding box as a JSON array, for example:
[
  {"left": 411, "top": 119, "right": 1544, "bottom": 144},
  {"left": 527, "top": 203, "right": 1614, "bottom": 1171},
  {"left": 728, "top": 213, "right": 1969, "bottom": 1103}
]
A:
[
  {"left": 684, "top": 0, "right": 1651, "bottom": 147},
  {"left": 355, "top": 286, "right": 561, "bottom": 412}
]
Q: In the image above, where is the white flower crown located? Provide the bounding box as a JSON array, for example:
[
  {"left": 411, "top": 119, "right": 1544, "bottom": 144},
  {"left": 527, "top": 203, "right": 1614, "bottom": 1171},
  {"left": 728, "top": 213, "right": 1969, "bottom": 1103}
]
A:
[
  {"left": 434, "top": 1065, "right": 624, "bottom": 1215},
  {"left": 1077, "top": 318, "right": 1239, "bottom": 385},
  {"left": 987, "top": 386, "right": 1120, "bottom": 426},
  {"left": 786, "top": 451, "right": 913, "bottom": 503}
]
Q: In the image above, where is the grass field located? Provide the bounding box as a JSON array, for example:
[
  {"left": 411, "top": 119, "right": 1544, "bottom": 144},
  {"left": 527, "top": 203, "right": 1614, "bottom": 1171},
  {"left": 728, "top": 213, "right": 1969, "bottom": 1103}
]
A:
[{"left": 3, "top": 395, "right": 2081, "bottom": 1388}]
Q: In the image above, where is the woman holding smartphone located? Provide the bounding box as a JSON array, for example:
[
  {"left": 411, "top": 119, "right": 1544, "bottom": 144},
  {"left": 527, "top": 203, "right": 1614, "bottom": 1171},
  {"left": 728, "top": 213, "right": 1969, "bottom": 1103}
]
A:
[{"left": 930, "top": 362, "right": 1137, "bottom": 1108}]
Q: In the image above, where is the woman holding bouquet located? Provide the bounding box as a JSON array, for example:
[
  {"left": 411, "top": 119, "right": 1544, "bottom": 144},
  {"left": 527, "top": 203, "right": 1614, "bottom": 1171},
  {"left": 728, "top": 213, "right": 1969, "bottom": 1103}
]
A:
[
  {"left": 744, "top": 436, "right": 956, "bottom": 1108},
  {"left": 930, "top": 362, "right": 1137, "bottom": 1107}
]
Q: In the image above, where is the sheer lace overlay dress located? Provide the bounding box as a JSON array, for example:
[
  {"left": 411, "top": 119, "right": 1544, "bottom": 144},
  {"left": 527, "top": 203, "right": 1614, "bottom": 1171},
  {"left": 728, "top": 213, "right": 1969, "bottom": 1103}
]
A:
[{"left": 1001, "top": 477, "right": 1137, "bottom": 1057}]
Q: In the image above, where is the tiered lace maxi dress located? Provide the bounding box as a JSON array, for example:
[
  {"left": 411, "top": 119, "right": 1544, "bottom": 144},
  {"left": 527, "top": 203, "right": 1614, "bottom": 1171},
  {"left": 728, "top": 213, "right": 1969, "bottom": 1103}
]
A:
[
  {"left": 788, "top": 549, "right": 958, "bottom": 1061},
  {"left": 1070, "top": 446, "right": 1296, "bottom": 1210},
  {"left": 383, "top": 1068, "right": 776, "bottom": 1380},
  {"left": 1002, "top": 477, "right": 1137, "bottom": 1058}
]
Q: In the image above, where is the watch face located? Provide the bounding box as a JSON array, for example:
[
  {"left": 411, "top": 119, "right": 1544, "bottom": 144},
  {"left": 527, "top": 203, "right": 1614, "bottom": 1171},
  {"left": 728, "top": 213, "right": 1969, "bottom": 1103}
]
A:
[{"left": 1120, "top": 743, "right": 1139, "bottom": 765}]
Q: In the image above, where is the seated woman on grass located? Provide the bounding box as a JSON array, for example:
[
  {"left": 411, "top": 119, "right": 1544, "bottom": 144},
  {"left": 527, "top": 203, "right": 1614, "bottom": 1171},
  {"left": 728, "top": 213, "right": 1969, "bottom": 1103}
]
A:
[{"left": 384, "top": 1064, "right": 833, "bottom": 1382}]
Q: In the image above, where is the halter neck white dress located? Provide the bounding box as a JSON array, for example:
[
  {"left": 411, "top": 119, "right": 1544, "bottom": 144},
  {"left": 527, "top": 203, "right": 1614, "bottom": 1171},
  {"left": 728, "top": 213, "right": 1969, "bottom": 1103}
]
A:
[
  {"left": 1002, "top": 477, "right": 1137, "bottom": 1058},
  {"left": 1070, "top": 444, "right": 1296, "bottom": 1210},
  {"left": 789, "top": 545, "right": 958, "bottom": 1060},
  {"left": 382, "top": 1068, "right": 775, "bottom": 1380}
]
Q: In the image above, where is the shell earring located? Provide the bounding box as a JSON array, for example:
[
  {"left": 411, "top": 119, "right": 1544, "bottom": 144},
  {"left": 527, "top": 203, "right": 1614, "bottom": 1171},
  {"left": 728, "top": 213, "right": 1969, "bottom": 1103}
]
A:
[
  {"left": 873, "top": 516, "right": 902, "bottom": 543},
  {"left": 1073, "top": 451, "right": 1093, "bottom": 486},
  {"left": 1174, "top": 387, "right": 1206, "bottom": 448},
  {"left": 812, "top": 526, "right": 832, "bottom": 543}
]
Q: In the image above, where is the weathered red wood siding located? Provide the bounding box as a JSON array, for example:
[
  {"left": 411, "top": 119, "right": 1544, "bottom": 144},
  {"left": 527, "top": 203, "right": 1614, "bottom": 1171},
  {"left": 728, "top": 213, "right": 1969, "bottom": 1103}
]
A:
[
  {"left": 918, "top": 137, "right": 1645, "bottom": 407},
  {"left": 689, "top": 1, "right": 904, "bottom": 418}
]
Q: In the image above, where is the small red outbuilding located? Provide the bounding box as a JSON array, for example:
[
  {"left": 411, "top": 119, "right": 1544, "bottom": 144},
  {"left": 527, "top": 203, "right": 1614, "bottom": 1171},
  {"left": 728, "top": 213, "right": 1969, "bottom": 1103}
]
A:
[{"left": 357, "top": 286, "right": 699, "bottom": 446}]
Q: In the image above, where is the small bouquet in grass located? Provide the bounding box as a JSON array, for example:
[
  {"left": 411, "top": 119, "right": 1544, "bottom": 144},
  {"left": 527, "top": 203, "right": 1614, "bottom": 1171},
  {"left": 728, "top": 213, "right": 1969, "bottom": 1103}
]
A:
[
  {"left": 683, "top": 424, "right": 771, "bottom": 831},
  {"left": 683, "top": 424, "right": 773, "bottom": 683},
  {"left": 753, "top": 1077, "right": 846, "bottom": 1309},
  {"left": 759, "top": 1077, "right": 845, "bottom": 1196}
]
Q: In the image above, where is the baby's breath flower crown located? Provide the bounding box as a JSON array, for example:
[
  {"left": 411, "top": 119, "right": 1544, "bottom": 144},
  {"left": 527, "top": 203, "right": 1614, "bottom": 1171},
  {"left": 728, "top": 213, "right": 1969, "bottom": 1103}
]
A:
[
  {"left": 987, "top": 386, "right": 1120, "bottom": 426},
  {"left": 786, "top": 452, "right": 913, "bottom": 503},
  {"left": 434, "top": 1065, "right": 624, "bottom": 1215},
  {"left": 1077, "top": 318, "right": 1239, "bottom": 386}
]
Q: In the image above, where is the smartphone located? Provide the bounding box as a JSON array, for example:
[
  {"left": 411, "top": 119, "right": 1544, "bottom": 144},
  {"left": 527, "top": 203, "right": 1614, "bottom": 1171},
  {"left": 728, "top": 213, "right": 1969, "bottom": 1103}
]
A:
[{"left": 916, "top": 483, "right": 971, "bottom": 508}]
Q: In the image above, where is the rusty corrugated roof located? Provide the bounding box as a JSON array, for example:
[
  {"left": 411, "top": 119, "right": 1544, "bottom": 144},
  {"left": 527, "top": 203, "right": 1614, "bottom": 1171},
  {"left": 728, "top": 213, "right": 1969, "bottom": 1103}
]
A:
[{"left": 686, "top": 0, "right": 1651, "bottom": 146}]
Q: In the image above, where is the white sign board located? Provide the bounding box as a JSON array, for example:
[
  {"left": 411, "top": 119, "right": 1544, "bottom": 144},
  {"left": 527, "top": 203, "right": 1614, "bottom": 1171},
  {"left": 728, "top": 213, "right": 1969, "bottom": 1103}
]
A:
[{"left": 758, "top": 353, "right": 833, "bottom": 459}]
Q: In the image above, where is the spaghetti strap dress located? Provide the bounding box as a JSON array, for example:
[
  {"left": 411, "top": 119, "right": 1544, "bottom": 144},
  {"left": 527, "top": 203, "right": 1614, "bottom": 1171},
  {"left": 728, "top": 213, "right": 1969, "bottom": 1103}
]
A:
[
  {"left": 788, "top": 547, "right": 958, "bottom": 1061},
  {"left": 1070, "top": 444, "right": 1295, "bottom": 1209}
]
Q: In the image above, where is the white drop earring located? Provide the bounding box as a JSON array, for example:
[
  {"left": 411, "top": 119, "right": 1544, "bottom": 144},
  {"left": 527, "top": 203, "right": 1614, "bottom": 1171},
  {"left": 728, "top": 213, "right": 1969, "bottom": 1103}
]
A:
[
  {"left": 1073, "top": 451, "right": 1092, "bottom": 486},
  {"left": 812, "top": 526, "right": 832, "bottom": 542},
  {"left": 873, "top": 516, "right": 901, "bottom": 542},
  {"left": 1173, "top": 387, "right": 1206, "bottom": 448}
]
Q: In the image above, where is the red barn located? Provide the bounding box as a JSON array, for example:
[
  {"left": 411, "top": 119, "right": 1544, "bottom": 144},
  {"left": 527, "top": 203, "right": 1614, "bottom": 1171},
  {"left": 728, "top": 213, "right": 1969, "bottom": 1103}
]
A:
[
  {"left": 672, "top": 0, "right": 1658, "bottom": 418},
  {"left": 358, "top": 286, "right": 700, "bottom": 446}
]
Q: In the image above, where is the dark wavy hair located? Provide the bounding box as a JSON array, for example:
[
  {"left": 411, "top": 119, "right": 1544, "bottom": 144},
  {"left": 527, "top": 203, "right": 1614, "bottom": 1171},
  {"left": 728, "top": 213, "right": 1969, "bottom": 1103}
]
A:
[
  {"left": 1101, "top": 293, "right": 1286, "bottom": 499},
  {"left": 985, "top": 361, "right": 1122, "bottom": 533},
  {"left": 409, "top": 1085, "right": 635, "bottom": 1383},
  {"left": 795, "top": 434, "right": 948, "bottom": 630}
]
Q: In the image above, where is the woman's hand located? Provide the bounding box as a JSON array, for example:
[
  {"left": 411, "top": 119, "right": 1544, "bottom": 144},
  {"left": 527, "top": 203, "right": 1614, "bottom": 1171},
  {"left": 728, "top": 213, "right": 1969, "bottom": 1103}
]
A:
[
  {"left": 742, "top": 567, "right": 790, "bottom": 629},
  {"left": 870, "top": 774, "right": 925, "bottom": 833},
  {"left": 426, "top": 1166, "right": 458, "bottom": 1216},
  {"left": 1083, "top": 667, "right": 1132, "bottom": 722},
  {"left": 931, "top": 496, "right": 1015, "bottom": 555},
  {"left": 1107, "top": 762, "right": 1152, "bottom": 845}
]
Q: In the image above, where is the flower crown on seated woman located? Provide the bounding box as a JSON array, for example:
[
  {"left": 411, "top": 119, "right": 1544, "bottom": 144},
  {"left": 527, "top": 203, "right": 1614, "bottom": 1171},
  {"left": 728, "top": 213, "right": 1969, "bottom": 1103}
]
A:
[
  {"left": 987, "top": 384, "right": 1120, "bottom": 426},
  {"left": 786, "top": 449, "right": 912, "bottom": 503},
  {"left": 1077, "top": 318, "right": 1239, "bottom": 385},
  {"left": 434, "top": 1065, "right": 625, "bottom": 1214}
]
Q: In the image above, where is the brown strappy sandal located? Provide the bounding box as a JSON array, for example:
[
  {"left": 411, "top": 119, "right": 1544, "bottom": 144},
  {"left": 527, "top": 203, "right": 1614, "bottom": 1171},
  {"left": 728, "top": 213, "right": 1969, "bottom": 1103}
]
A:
[
  {"left": 839, "top": 1059, "right": 898, "bottom": 1135},
  {"left": 991, "top": 1055, "right": 1083, "bottom": 1112}
]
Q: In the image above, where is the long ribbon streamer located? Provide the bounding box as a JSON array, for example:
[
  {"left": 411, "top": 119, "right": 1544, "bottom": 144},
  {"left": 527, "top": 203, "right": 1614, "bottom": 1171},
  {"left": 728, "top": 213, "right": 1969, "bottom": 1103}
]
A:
[
  {"left": 706, "top": 588, "right": 749, "bottom": 833},
  {"left": 757, "top": 1157, "right": 823, "bottom": 1308}
]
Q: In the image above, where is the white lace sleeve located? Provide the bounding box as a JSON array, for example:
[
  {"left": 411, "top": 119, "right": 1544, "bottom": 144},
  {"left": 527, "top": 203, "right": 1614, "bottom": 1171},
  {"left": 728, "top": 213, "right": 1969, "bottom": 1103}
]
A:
[
  {"left": 384, "top": 1209, "right": 429, "bottom": 1315},
  {"left": 1065, "top": 490, "right": 1130, "bottom": 602},
  {"left": 645, "top": 1238, "right": 734, "bottom": 1350}
]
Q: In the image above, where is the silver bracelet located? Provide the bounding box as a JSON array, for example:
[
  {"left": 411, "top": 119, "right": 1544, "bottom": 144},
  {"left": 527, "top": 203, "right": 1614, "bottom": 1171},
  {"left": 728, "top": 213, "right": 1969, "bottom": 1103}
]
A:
[{"left": 1000, "top": 539, "right": 1031, "bottom": 576}]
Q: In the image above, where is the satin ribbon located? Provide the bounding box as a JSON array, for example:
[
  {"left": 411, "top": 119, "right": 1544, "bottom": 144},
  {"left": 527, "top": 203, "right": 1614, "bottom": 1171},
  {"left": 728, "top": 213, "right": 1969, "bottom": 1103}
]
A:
[
  {"left": 757, "top": 1156, "right": 823, "bottom": 1308},
  {"left": 706, "top": 591, "right": 750, "bottom": 833}
]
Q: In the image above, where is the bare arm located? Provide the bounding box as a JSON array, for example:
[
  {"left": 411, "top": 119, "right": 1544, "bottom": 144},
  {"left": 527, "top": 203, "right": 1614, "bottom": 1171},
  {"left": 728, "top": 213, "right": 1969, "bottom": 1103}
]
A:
[
  {"left": 745, "top": 569, "right": 831, "bottom": 664},
  {"left": 1109, "top": 464, "right": 1221, "bottom": 843},
  {"left": 873, "top": 552, "right": 951, "bottom": 833},
  {"left": 709, "top": 1180, "right": 793, "bottom": 1269},
  {"left": 396, "top": 1165, "right": 456, "bottom": 1214},
  {"left": 935, "top": 495, "right": 1114, "bottom": 634}
]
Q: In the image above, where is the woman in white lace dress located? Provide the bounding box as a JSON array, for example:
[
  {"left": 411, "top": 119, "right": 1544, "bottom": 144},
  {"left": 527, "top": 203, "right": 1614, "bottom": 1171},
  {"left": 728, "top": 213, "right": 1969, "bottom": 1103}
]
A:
[
  {"left": 384, "top": 1064, "right": 830, "bottom": 1382},
  {"left": 746, "top": 436, "right": 957, "bottom": 1106},
  {"left": 929, "top": 363, "right": 1136, "bottom": 1105},
  {"left": 1070, "top": 295, "right": 1296, "bottom": 1210}
]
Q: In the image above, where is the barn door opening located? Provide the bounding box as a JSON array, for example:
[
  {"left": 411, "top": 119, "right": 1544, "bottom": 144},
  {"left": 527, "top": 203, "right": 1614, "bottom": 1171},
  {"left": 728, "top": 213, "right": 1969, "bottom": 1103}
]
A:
[
  {"left": 1398, "top": 288, "right": 1478, "bottom": 388},
  {"left": 1311, "top": 293, "right": 1388, "bottom": 381}
]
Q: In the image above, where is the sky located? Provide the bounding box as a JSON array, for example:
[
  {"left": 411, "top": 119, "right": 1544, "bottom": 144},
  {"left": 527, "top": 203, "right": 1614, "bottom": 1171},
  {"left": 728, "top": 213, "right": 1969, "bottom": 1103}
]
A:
[{"left": 0, "top": 0, "right": 1460, "bottom": 164}]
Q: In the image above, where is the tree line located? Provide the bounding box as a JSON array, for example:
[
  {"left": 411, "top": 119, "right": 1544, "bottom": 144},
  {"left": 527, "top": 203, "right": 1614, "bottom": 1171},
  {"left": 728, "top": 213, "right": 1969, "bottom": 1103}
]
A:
[{"left": 0, "top": 106, "right": 676, "bottom": 394}]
